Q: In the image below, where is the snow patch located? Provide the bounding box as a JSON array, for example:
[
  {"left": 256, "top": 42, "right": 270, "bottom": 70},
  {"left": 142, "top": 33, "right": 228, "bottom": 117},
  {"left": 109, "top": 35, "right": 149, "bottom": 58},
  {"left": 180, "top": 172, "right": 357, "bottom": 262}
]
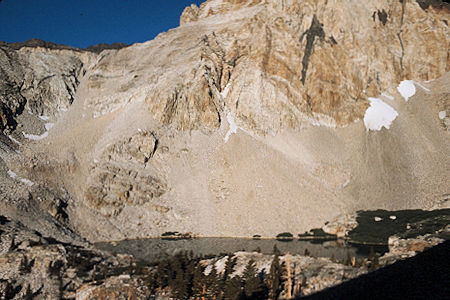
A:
[
  {"left": 214, "top": 256, "right": 229, "bottom": 274},
  {"left": 22, "top": 131, "right": 48, "bottom": 141},
  {"left": 7, "top": 170, "right": 34, "bottom": 186},
  {"left": 45, "top": 123, "right": 54, "bottom": 131},
  {"left": 341, "top": 179, "right": 350, "bottom": 188},
  {"left": 22, "top": 123, "right": 53, "bottom": 141},
  {"left": 374, "top": 217, "right": 382, "bottom": 222},
  {"left": 390, "top": 215, "right": 397, "bottom": 220},
  {"left": 38, "top": 115, "right": 50, "bottom": 121},
  {"left": 397, "top": 80, "right": 416, "bottom": 102},
  {"left": 439, "top": 111, "right": 446, "bottom": 119},
  {"left": 363, "top": 98, "right": 398, "bottom": 131},
  {"left": 19, "top": 178, "right": 34, "bottom": 186},
  {"left": 7, "top": 170, "right": 17, "bottom": 179},
  {"left": 224, "top": 111, "right": 239, "bottom": 143},
  {"left": 204, "top": 256, "right": 229, "bottom": 275},
  {"left": 8, "top": 135, "right": 21, "bottom": 145},
  {"left": 221, "top": 82, "right": 231, "bottom": 99}
]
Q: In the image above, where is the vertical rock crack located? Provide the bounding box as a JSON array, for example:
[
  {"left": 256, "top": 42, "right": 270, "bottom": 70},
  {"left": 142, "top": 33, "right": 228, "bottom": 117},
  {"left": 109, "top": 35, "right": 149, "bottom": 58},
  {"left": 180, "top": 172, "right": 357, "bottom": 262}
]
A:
[{"left": 300, "top": 15, "right": 325, "bottom": 85}]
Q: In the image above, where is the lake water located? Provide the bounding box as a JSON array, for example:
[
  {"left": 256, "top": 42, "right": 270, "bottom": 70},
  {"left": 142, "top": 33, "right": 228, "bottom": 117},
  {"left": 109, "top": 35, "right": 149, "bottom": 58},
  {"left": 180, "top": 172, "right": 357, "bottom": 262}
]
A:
[{"left": 95, "top": 238, "right": 388, "bottom": 262}]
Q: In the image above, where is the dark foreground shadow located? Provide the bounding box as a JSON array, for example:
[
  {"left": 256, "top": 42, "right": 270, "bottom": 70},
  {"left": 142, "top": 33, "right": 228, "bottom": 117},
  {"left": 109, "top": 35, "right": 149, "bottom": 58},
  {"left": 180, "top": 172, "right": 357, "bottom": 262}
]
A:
[{"left": 299, "top": 240, "right": 449, "bottom": 300}]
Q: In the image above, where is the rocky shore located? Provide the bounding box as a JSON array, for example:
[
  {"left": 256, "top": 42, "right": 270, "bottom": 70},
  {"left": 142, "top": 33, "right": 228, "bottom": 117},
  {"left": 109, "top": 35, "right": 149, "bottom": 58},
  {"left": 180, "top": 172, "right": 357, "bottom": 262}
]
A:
[{"left": 1, "top": 210, "right": 447, "bottom": 299}]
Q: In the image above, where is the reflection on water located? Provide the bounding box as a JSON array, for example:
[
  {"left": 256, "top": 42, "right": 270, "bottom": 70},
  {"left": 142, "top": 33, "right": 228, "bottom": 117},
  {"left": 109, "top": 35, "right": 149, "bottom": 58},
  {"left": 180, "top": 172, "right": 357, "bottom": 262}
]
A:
[{"left": 95, "top": 238, "right": 388, "bottom": 262}]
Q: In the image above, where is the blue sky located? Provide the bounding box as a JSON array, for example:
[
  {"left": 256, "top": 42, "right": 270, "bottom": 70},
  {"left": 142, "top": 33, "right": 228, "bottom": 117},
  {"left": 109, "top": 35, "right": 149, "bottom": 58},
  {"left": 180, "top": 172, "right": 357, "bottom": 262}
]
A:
[{"left": 0, "top": 0, "right": 205, "bottom": 48}]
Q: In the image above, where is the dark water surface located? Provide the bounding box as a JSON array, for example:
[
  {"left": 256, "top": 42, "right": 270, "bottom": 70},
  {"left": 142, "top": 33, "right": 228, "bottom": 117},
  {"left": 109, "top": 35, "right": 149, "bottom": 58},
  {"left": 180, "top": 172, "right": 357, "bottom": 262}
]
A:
[{"left": 95, "top": 238, "right": 388, "bottom": 263}]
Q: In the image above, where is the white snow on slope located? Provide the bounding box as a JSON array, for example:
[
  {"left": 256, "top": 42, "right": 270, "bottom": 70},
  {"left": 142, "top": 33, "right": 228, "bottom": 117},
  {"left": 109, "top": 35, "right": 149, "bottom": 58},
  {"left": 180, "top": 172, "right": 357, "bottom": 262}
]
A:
[
  {"left": 22, "top": 131, "right": 48, "bottom": 141},
  {"left": 7, "top": 170, "right": 17, "bottom": 179},
  {"left": 8, "top": 135, "right": 21, "bottom": 145},
  {"left": 221, "top": 82, "right": 231, "bottom": 99},
  {"left": 363, "top": 97, "right": 398, "bottom": 131},
  {"left": 397, "top": 80, "right": 416, "bottom": 102},
  {"left": 19, "top": 178, "right": 34, "bottom": 186},
  {"left": 341, "top": 179, "right": 350, "bottom": 189},
  {"left": 439, "top": 111, "right": 446, "bottom": 119},
  {"left": 45, "top": 123, "right": 54, "bottom": 131},
  {"left": 204, "top": 256, "right": 229, "bottom": 275},
  {"left": 22, "top": 123, "right": 54, "bottom": 141},
  {"left": 38, "top": 115, "right": 50, "bottom": 121},
  {"left": 224, "top": 111, "right": 239, "bottom": 142},
  {"left": 7, "top": 170, "right": 34, "bottom": 186}
]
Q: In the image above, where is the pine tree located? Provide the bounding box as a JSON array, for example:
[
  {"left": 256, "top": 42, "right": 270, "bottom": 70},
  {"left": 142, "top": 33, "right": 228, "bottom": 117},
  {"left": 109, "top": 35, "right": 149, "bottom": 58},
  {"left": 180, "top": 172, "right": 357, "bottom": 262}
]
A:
[
  {"left": 192, "top": 265, "right": 207, "bottom": 299},
  {"left": 345, "top": 252, "right": 352, "bottom": 266},
  {"left": 304, "top": 248, "right": 310, "bottom": 256},
  {"left": 206, "top": 266, "right": 221, "bottom": 299},
  {"left": 224, "top": 256, "right": 238, "bottom": 281},
  {"left": 243, "top": 259, "right": 257, "bottom": 297},
  {"left": 156, "top": 258, "right": 170, "bottom": 288},
  {"left": 218, "top": 255, "right": 238, "bottom": 297},
  {"left": 223, "top": 275, "right": 244, "bottom": 300},
  {"left": 268, "top": 253, "right": 282, "bottom": 300},
  {"left": 273, "top": 244, "right": 281, "bottom": 256},
  {"left": 168, "top": 256, "right": 183, "bottom": 288},
  {"left": 243, "top": 259, "right": 268, "bottom": 299},
  {"left": 184, "top": 258, "right": 196, "bottom": 294},
  {"left": 172, "top": 270, "right": 189, "bottom": 299},
  {"left": 369, "top": 247, "right": 380, "bottom": 271},
  {"left": 301, "top": 276, "right": 307, "bottom": 291}
]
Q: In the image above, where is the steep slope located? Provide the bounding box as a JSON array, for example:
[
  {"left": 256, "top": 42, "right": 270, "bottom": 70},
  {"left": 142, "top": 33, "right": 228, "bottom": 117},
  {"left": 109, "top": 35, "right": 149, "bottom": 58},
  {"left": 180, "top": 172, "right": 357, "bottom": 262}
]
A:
[
  {"left": 0, "top": 44, "right": 98, "bottom": 242},
  {"left": 0, "top": 0, "right": 448, "bottom": 242}
]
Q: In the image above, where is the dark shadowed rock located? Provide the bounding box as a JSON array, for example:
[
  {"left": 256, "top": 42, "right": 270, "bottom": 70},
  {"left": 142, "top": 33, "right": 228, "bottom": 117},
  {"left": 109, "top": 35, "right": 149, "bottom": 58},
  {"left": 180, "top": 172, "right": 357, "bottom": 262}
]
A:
[
  {"left": 85, "top": 42, "right": 129, "bottom": 53},
  {"left": 299, "top": 240, "right": 450, "bottom": 300}
]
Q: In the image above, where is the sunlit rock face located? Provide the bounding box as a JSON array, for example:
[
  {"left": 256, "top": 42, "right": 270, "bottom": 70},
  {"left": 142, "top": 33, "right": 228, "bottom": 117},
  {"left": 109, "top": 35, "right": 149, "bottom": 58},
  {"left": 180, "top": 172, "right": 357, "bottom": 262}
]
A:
[
  {"left": 87, "top": 0, "right": 449, "bottom": 133},
  {"left": 0, "top": 0, "right": 448, "bottom": 242}
]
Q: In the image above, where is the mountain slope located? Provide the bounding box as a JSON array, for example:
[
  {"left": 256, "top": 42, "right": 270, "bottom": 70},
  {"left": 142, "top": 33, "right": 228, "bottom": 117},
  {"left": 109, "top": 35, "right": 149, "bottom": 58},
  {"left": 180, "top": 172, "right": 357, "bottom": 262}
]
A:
[{"left": 0, "top": 0, "right": 448, "bottom": 242}]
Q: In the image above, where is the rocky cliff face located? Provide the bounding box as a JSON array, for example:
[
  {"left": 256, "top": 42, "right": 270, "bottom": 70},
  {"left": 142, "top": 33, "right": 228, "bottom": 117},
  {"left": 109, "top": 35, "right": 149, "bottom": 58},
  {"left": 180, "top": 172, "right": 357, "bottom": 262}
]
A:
[
  {"left": 0, "top": 0, "right": 449, "bottom": 242},
  {"left": 0, "top": 46, "right": 92, "bottom": 133}
]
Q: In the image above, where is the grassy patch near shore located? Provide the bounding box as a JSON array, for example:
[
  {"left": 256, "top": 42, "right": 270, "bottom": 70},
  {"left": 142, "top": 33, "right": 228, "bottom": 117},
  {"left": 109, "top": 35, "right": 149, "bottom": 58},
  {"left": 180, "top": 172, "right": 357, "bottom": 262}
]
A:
[{"left": 348, "top": 209, "right": 450, "bottom": 245}]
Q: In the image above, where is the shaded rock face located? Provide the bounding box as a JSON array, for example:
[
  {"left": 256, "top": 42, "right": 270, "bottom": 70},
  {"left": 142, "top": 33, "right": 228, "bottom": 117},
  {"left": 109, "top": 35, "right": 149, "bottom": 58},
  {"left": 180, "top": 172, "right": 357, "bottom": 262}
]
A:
[
  {"left": 415, "top": 0, "right": 450, "bottom": 10},
  {"left": 0, "top": 215, "right": 152, "bottom": 300},
  {"left": 0, "top": 45, "right": 87, "bottom": 133},
  {"left": 84, "top": 42, "right": 129, "bottom": 53},
  {"left": 0, "top": 39, "right": 83, "bottom": 52},
  {"left": 0, "top": 0, "right": 448, "bottom": 242},
  {"left": 0, "top": 38, "right": 130, "bottom": 53}
]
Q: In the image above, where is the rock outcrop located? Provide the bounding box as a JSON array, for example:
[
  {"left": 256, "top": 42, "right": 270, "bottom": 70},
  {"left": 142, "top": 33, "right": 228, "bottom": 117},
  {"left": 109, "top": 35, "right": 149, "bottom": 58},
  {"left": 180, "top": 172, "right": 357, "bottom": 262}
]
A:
[
  {"left": 0, "top": 44, "right": 94, "bottom": 133},
  {"left": 0, "top": 215, "right": 153, "bottom": 299},
  {"left": 0, "top": 0, "right": 448, "bottom": 242}
]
